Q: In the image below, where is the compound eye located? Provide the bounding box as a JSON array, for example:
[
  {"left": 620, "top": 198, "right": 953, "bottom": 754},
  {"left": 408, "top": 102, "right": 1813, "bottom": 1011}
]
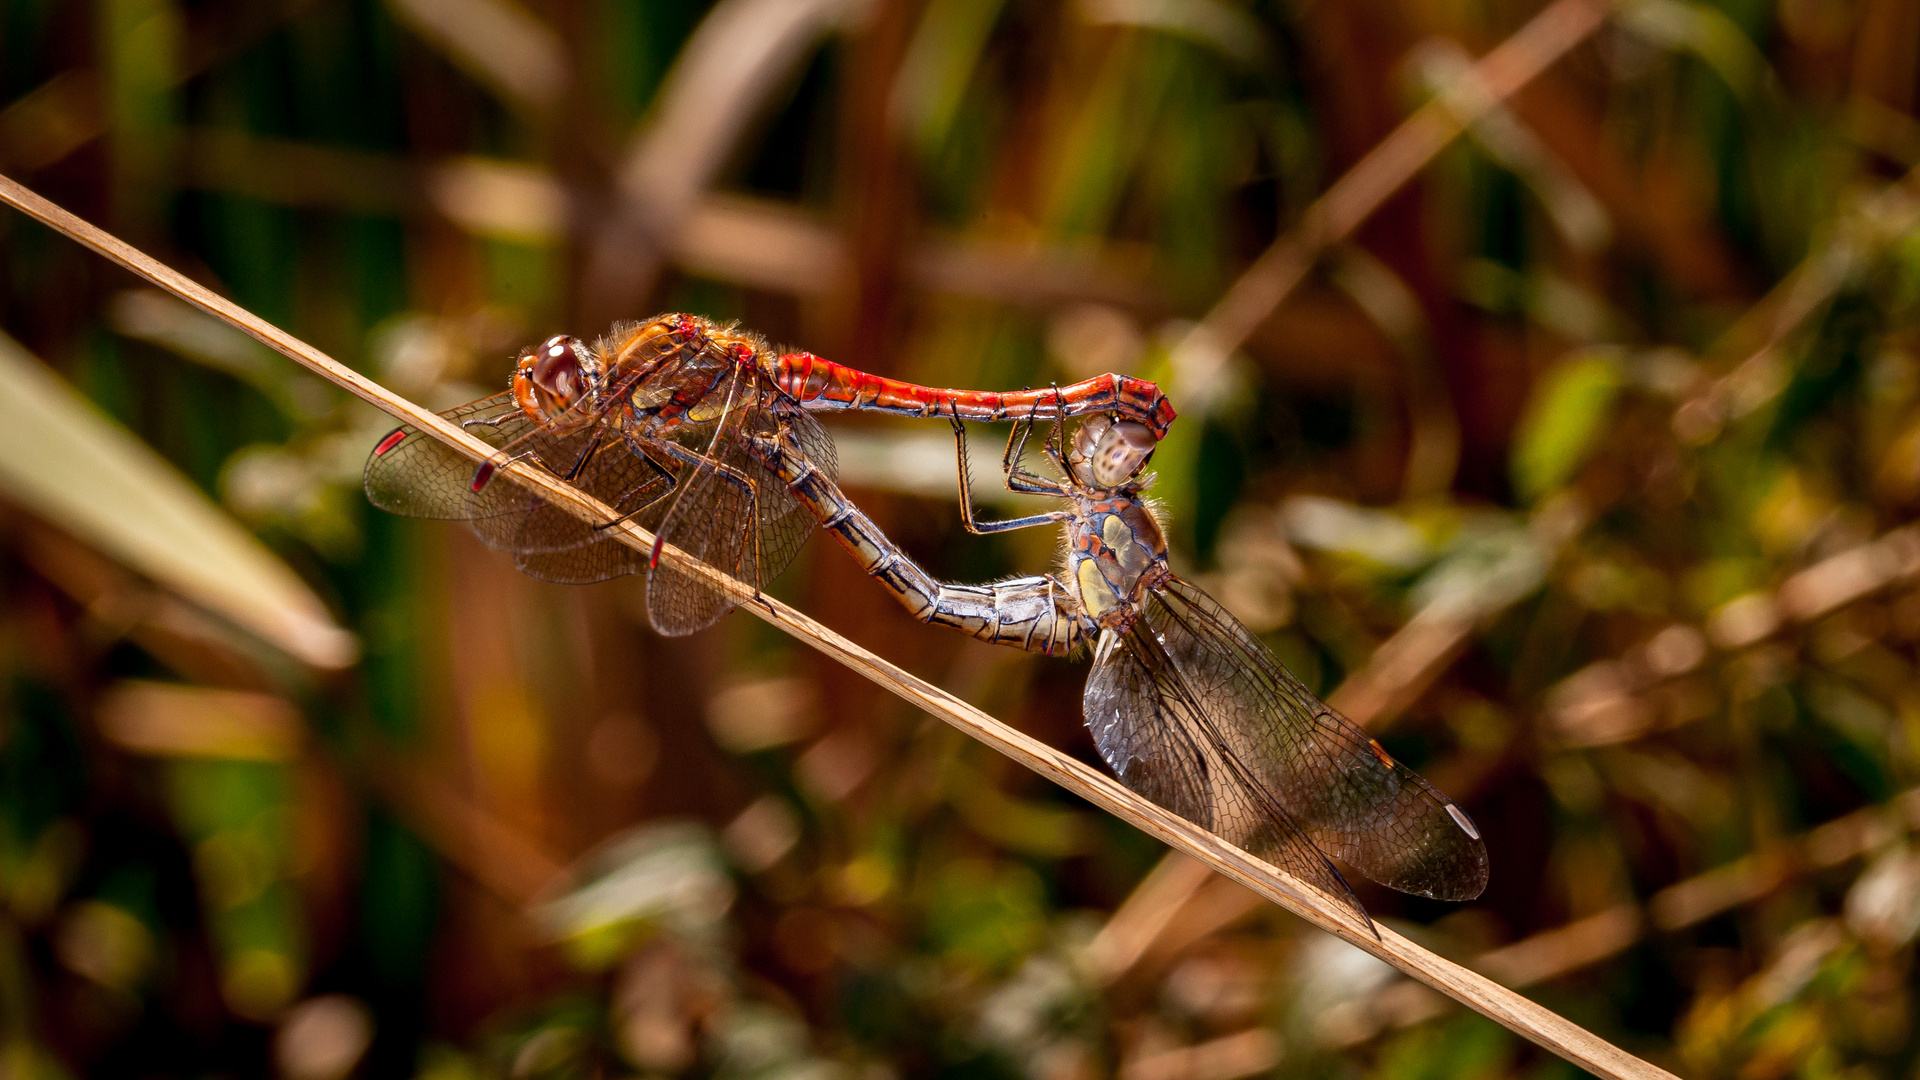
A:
[
  {"left": 532, "top": 335, "right": 586, "bottom": 405},
  {"left": 1089, "top": 419, "right": 1156, "bottom": 487}
]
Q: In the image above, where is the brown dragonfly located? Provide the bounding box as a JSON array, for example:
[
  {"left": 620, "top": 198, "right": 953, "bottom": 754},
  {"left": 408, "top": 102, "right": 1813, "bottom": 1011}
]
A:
[
  {"left": 363, "top": 314, "right": 1173, "bottom": 636},
  {"left": 742, "top": 410, "right": 1487, "bottom": 927}
]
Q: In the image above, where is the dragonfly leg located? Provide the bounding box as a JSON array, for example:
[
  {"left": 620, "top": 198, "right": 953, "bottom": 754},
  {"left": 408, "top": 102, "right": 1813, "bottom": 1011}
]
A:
[
  {"left": 559, "top": 429, "right": 608, "bottom": 482},
  {"left": 589, "top": 447, "right": 679, "bottom": 532},
  {"left": 998, "top": 404, "right": 1070, "bottom": 496},
  {"left": 1039, "top": 387, "right": 1073, "bottom": 476},
  {"left": 950, "top": 411, "right": 1071, "bottom": 535},
  {"left": 650, "top": 439, "right": 759, "bottom": 499},
  {"left": 639, "top": 439, "right": 759, "bottom": 574}
]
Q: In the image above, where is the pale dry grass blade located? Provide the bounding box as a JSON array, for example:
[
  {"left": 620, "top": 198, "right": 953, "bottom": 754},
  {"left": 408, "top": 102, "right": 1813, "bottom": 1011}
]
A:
[
  {"left": 0, "top": 172, "right": 1677, "bottom": 1080},
  {"left": 0, "top": 329, "right": 357, "bottom": 669},
  {"left": 384, "top": 0, "right": 568, "bottom": 114}
]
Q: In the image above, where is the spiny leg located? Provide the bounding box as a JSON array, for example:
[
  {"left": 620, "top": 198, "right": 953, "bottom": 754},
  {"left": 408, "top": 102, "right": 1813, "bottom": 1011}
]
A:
[
  {"left": 950, "top": 409, "right": 1071, "bottom": 535},
  {"left": 1040, "top": 387, "right": 1072, "bottom": 477},
  {"left": 590, "top": 446, "right": 679, "bottom": 532},
  {"left": 644, "top": 437, "right": 760, "bottom": 569},
  {"left": 998, "top": 402, "right": 1067, "bottom": 495}
]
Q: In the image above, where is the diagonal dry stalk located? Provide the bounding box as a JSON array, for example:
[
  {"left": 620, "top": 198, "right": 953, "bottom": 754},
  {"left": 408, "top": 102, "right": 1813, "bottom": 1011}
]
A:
[{"left": 0, "top": 172, "right": 1676, "bottom": 1080}]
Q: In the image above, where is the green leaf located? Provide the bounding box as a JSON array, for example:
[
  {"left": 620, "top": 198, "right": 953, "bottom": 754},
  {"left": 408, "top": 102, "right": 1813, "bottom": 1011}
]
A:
[
  {"left": 0, "top": 332, "right": 356, "bottom": 668},
  {"left": 1510, "top": 349, "right": 1625, "bottom": 501}
]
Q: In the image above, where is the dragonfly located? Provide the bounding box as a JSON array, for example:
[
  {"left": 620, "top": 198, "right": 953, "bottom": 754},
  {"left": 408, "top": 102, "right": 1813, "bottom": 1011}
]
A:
[
  {"left": 363, "top": 313, "right": 1174, "bottom": 636},
  {"left": 743, "top": 410, "right": 1487, "bottom": 927}
]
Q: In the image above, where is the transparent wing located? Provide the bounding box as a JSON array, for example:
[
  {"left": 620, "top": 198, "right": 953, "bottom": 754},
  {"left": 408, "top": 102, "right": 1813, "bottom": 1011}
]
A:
[
  {"left": 470, "top": 428, "right": 676, "bottom": 556},
  {"left": 1093, "top": 577, "right": 1488, "bottom": 904},
  {"left": 486, "top": 433, "right": 677, "bottom": 584},
  {"left": 644, "top": 383, "right": 834, "bottom": 636},
  {"left": 753, "top": 405, "right": 835, "bottom": 585},
  {"left": 1086, "top": 621, "right": 1373, "bottom": 928},
  {"left": 511, "top": 535, "right": 649, "bottom": 585},
  {"left": 362, "top": 393, "right": 528, "bottom": 519}
]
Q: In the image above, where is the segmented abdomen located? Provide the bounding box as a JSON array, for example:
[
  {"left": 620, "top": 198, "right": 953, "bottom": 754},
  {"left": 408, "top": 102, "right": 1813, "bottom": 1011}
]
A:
[
  {"left": 766, "top": 441, "right": 1085, "bottom": 656},
  {"left": 771, "top": 352, "right": 1176, "bottom": 439}
]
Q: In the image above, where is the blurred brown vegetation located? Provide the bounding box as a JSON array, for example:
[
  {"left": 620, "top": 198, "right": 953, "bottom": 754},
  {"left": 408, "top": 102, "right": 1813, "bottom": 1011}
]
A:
[{"left": 5, "top": 0, "right": 1920, "bottom": 1078}]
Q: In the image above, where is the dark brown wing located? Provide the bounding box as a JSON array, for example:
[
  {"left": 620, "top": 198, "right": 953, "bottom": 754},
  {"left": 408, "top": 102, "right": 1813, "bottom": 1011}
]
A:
[
  {"left": 1093, "top": 577, "right": 1488, "bottom": 905},
  {"left": 363, "top": 393, "right": 528, "bottom": 519},
  {"left": 1086, "top": 618, "right": 1374, "bottom": 928}
]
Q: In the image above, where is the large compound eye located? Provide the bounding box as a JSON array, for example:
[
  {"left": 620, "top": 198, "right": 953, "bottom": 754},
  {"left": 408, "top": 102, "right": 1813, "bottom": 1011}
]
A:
[
  {"left": 531, "top": 335, "right": 588, "bottom": 406},
  {"left": 1087, "top": 419, "right": 1156, "bottom": 487}
]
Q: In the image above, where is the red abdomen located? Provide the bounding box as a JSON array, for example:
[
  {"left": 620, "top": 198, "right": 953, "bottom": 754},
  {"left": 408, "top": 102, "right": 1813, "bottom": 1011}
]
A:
[{"left": 772, "top": 352, "right": 1175, "bottom": 438}]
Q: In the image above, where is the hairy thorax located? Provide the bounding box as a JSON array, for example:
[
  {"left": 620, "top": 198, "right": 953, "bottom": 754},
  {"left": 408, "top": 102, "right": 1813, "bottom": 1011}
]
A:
[
  {"left": 596, "top": 314, "right": 763, "bottom": 420},
  {"left": 1067, "top": 494, "right": 1169, "bottom": 631}
]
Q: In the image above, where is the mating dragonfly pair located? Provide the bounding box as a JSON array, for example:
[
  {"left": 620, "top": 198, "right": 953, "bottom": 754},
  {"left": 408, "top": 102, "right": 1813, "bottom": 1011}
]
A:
[{"left": 363, "top": 314, "right": 1486, "bottom": 926}]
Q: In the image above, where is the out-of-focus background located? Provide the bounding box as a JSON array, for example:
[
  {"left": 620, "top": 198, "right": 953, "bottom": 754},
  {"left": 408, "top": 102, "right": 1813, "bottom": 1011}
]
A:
[{"left": 4, "top": 0, "right": 1920, "bottom": 1076}]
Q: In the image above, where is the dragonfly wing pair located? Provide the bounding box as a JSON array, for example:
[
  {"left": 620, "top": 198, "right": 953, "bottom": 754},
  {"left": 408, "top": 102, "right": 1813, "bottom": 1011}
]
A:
[
  {"left": 363, "top": 388, "right": 837, "bottom": 636},
  {"left": 642, "top": 403, "right": 837, "bottom": 635},
  {"left": 364, "top": 392, "right": 672, "bottom": 582},
  {"left": 1085, "top": 577, "right": 1488, "bottom": 927}
]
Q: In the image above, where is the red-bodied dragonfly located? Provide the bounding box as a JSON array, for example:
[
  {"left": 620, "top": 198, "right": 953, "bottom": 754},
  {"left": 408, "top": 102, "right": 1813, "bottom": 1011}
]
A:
[
  {"left": 363, "top": 313, "right": 1174, "bottom": 636},
  {"left": 743, "top": 411, "right": 1486, "bottom": 927}
]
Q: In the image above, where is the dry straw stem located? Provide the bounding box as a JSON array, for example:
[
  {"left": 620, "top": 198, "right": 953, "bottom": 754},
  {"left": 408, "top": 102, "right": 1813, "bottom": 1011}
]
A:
[{"left": 0, "top": 173, "right": 1675, "bottom": 1080}]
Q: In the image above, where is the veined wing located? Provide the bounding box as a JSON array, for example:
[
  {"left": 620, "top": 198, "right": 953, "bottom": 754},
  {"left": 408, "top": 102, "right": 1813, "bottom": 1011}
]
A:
[
  {"left": 363, "top": 393, "right": 529, "bottom": 519},
  {"left": 470, "top": 424, "right": 675, "bottom": 556},
  {"left": 753, "top": 404, "right": 836, "bottom": 588},
  {"left": 512, "top": 530, "right": 651, "bottom": 584},
  {"left": 644, "top": 384, "right": 835, "bottom": 636},
  {"left": 1086, "top": 618, "right": 1372, "bottom": 926},
  {"left": 1098, "top": 578, "right": 1488, "bottom": 903},
  {"left": 485, "top": 432, "right": 677, "bottom": 584}
]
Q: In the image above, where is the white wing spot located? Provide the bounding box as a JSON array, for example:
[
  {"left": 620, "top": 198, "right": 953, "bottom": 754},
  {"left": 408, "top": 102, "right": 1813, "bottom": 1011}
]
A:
[{"left": 1446, "top": 804, "right": 1480, "bottom": 840}]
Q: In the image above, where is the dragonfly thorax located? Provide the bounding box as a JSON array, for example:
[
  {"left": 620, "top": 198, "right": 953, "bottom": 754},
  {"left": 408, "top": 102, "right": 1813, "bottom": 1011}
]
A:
[
  {"left": 600, "top": 315, "right": 769, "bottom": 419},
  {"left": 1068, "top": 496, "right": 1169, "bottom": 630},
  {"left": 512, "top": 334, "right": 600, "bottom": 431}
]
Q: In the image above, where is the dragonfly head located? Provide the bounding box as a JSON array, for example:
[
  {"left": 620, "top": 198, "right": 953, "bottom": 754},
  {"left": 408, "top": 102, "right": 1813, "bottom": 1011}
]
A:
[
  {"left": 513, "top": 335, "right": 600, "bottom": 426},
  {"left": 1070, "top": 416, "right": 1157, "bottom": 489}
]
